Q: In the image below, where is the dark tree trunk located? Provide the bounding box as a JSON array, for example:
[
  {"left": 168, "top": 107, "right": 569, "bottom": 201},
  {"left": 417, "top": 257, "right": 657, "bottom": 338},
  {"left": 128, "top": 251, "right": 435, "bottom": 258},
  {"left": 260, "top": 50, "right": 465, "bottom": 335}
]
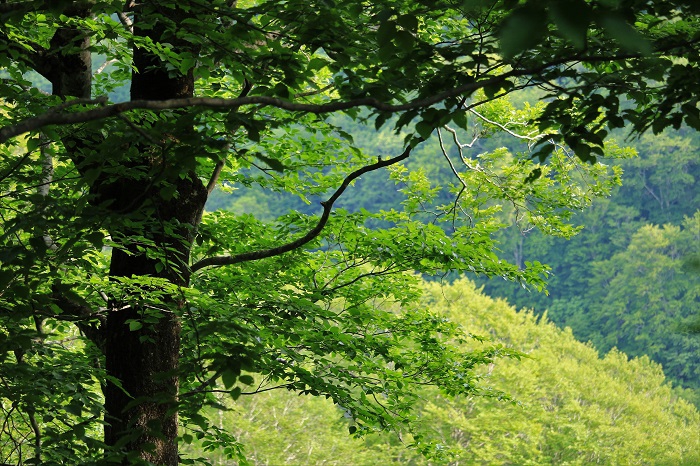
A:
[
  {"left": 103, "top": 271, "right": 182, "bottom": 464},
  {"left": 101, "top": 5, "right": 206, "bottom": 464},
  {"left": 36, "top": 4, "right": 205, "bottom": 463},
  {"left": 103, "top": 174, "right": 207, "bottom": 464}
]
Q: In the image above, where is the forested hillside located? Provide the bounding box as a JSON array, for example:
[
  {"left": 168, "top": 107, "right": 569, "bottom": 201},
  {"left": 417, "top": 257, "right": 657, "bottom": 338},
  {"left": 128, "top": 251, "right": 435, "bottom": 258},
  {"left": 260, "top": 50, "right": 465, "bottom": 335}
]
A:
[
  {"left": 184, "top": 279, "right": 700, "bottom": 465},
  {"left": 477, "top": 128, "right": 700, "bottom": 403}
]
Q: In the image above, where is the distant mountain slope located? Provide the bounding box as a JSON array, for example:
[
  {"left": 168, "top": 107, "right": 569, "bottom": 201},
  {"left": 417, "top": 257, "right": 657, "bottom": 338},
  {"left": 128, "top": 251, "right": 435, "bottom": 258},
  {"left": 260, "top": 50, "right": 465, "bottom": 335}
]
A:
[
  {"left": 476, "top": 128, "right": 700, "bottom": 402},
  {"left": 419, "top": 279, "right": 700, "bottom": 465},
  {"left": 184, "top": 279, "right": 700, "bottom": 465}
]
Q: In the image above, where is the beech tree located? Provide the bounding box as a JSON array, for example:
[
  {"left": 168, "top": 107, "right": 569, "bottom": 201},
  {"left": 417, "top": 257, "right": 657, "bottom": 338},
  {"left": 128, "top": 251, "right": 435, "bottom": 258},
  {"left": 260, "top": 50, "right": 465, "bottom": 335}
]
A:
[{"left": 0, "top": 1, "right": 699, "bottom": 464}]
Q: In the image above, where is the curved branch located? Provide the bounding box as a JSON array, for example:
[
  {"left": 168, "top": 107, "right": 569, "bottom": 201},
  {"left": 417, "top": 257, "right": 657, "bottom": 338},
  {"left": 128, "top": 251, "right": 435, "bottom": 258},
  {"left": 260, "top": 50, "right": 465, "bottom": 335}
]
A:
[
  {"left": 2, "top": 43, "right": 695, "bottom": 143},
  {"left": 190, "top": 145, "right": 415, "bottom": 272},
  {"left": 0, "top": 80, "right": 490, "bottom": 143}
]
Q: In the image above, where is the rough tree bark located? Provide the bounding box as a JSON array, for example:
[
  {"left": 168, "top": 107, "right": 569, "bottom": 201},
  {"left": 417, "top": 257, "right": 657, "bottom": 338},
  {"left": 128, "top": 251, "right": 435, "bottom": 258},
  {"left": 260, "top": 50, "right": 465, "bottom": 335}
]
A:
[
  {"left": 100, "top": 5, "right": 206, "bottom": 464},
  {"left": 32, "top": 4, "right": 203, "bottom": 464}
]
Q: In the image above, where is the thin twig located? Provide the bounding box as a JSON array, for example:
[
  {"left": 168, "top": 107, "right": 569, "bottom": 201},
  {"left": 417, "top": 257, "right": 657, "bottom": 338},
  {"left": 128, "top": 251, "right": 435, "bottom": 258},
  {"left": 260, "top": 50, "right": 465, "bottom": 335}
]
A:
[
  {"left": 118, "top": 1, "right": 135, "bottom": 33},
  {"left": 95, "top": 59, "right": 118, "bottom": 75},
  {"left": 206, "top": 161, "right": 224, "bottom": 195}
]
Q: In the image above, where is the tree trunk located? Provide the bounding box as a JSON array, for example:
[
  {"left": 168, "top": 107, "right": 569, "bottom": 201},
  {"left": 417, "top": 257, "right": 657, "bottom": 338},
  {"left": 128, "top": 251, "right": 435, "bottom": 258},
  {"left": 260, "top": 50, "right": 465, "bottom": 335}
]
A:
[
  {"left": 36, "top": 4, "right": 204, "bottom": 463},
  {"left": 103, "top": 265, "right": 182, "bottom": 464},
  {"left": 101, "top": 5, "right": 205, "bottom": 464},
  {"left": 103, "top": 174, "right": 206, "bottom": 464}
]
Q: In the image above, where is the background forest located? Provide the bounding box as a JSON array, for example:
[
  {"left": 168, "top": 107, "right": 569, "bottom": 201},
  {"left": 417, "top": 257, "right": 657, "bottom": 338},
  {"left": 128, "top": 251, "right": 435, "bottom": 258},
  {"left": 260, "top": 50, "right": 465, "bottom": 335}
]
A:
[{"left": 203, "top": 96, "right": 700, "bottom": 463}]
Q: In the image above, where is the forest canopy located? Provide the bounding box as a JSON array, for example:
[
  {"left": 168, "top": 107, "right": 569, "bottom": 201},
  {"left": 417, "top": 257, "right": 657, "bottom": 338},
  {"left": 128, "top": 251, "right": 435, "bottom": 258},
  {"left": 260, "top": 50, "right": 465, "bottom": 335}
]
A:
[{"left": 0, "top": 1, "right": 699, "bottom": 464}]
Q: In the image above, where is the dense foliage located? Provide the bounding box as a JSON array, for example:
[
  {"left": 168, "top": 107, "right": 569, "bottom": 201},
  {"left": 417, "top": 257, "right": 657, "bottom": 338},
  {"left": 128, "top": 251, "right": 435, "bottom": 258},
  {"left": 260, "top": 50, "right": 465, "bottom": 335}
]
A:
[
  {"left": 212, "top": 98, "right": 700, "bottom": 405},
  {"left": 1, "top": 1, "right": 699, "bottom": 464}
]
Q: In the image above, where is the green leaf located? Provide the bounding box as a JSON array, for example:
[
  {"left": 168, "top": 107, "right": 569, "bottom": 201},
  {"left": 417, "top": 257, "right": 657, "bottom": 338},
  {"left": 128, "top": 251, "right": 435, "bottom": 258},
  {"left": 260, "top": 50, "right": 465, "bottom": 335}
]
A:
[
  {"left": 415, "top": 121, "right": 434, "bottom": 139},
  {"left": 159, "top": 184, "right": 177, "bottom": 200},
  {"left": 272, "top": 83, "right": 290, "bottom": 99},
  {"left": 28, "top": 235, "right": 48, "bottom": 255},
  {"left": 179, "top": 56, "right": 196, "bottom": 74},
  {"left": 524, "top": 167, "right": 542, "bottom": 183},
  {"left": 65, "top": 401, "right": 83, "bottom": 416},
  {"left": 308, "top": 57, "right": 328, "bottom": 71},
  {"left": 451, "top": 111, "right": 467, "bottom": 129},
  {"left": 85, "top": 232, "right": 104, "bottom": 248},
  {"left": 221, "top": 369, "right": 237, "bottom": 389},
  {"left": 238, "top": 374, "right": 254, "bottom": 385},
  {"left": 377, "top": 21, "right": 397, "bottom": 46},
  {"left": 26, "top": 136, "right": 40, "bottom": 152},
  {"left": 253, "top": 153, "right": 286, "bottom": 172},
  {"left": 377, "top": 42, "right": 397, "bottom": 62},
  {"left": 0, "top": 270, "right": 13, "bottom": 290},
  {"left": 396, "top": 14, "right": 418, "bottom": 32},
  {"left": 598, "top": 14, "right": 653, "bottom": 55},
  {"left": 533, "top": 143, "right": 555, "bottom": 163},
  {"left": 499, "top": 6, "right": 547, "bottom": 59},
  {"left": 549, "top": 0, "right": 592, "bottom": 49},
  {"left": 394, "top": 31, "right": 414, "bottom": 51},
  {"left": 246, "top": 122, "right": 261, "bottom": 142},
  {"left": 128, "top": 320, "right": 143, "bottom": 331}
]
